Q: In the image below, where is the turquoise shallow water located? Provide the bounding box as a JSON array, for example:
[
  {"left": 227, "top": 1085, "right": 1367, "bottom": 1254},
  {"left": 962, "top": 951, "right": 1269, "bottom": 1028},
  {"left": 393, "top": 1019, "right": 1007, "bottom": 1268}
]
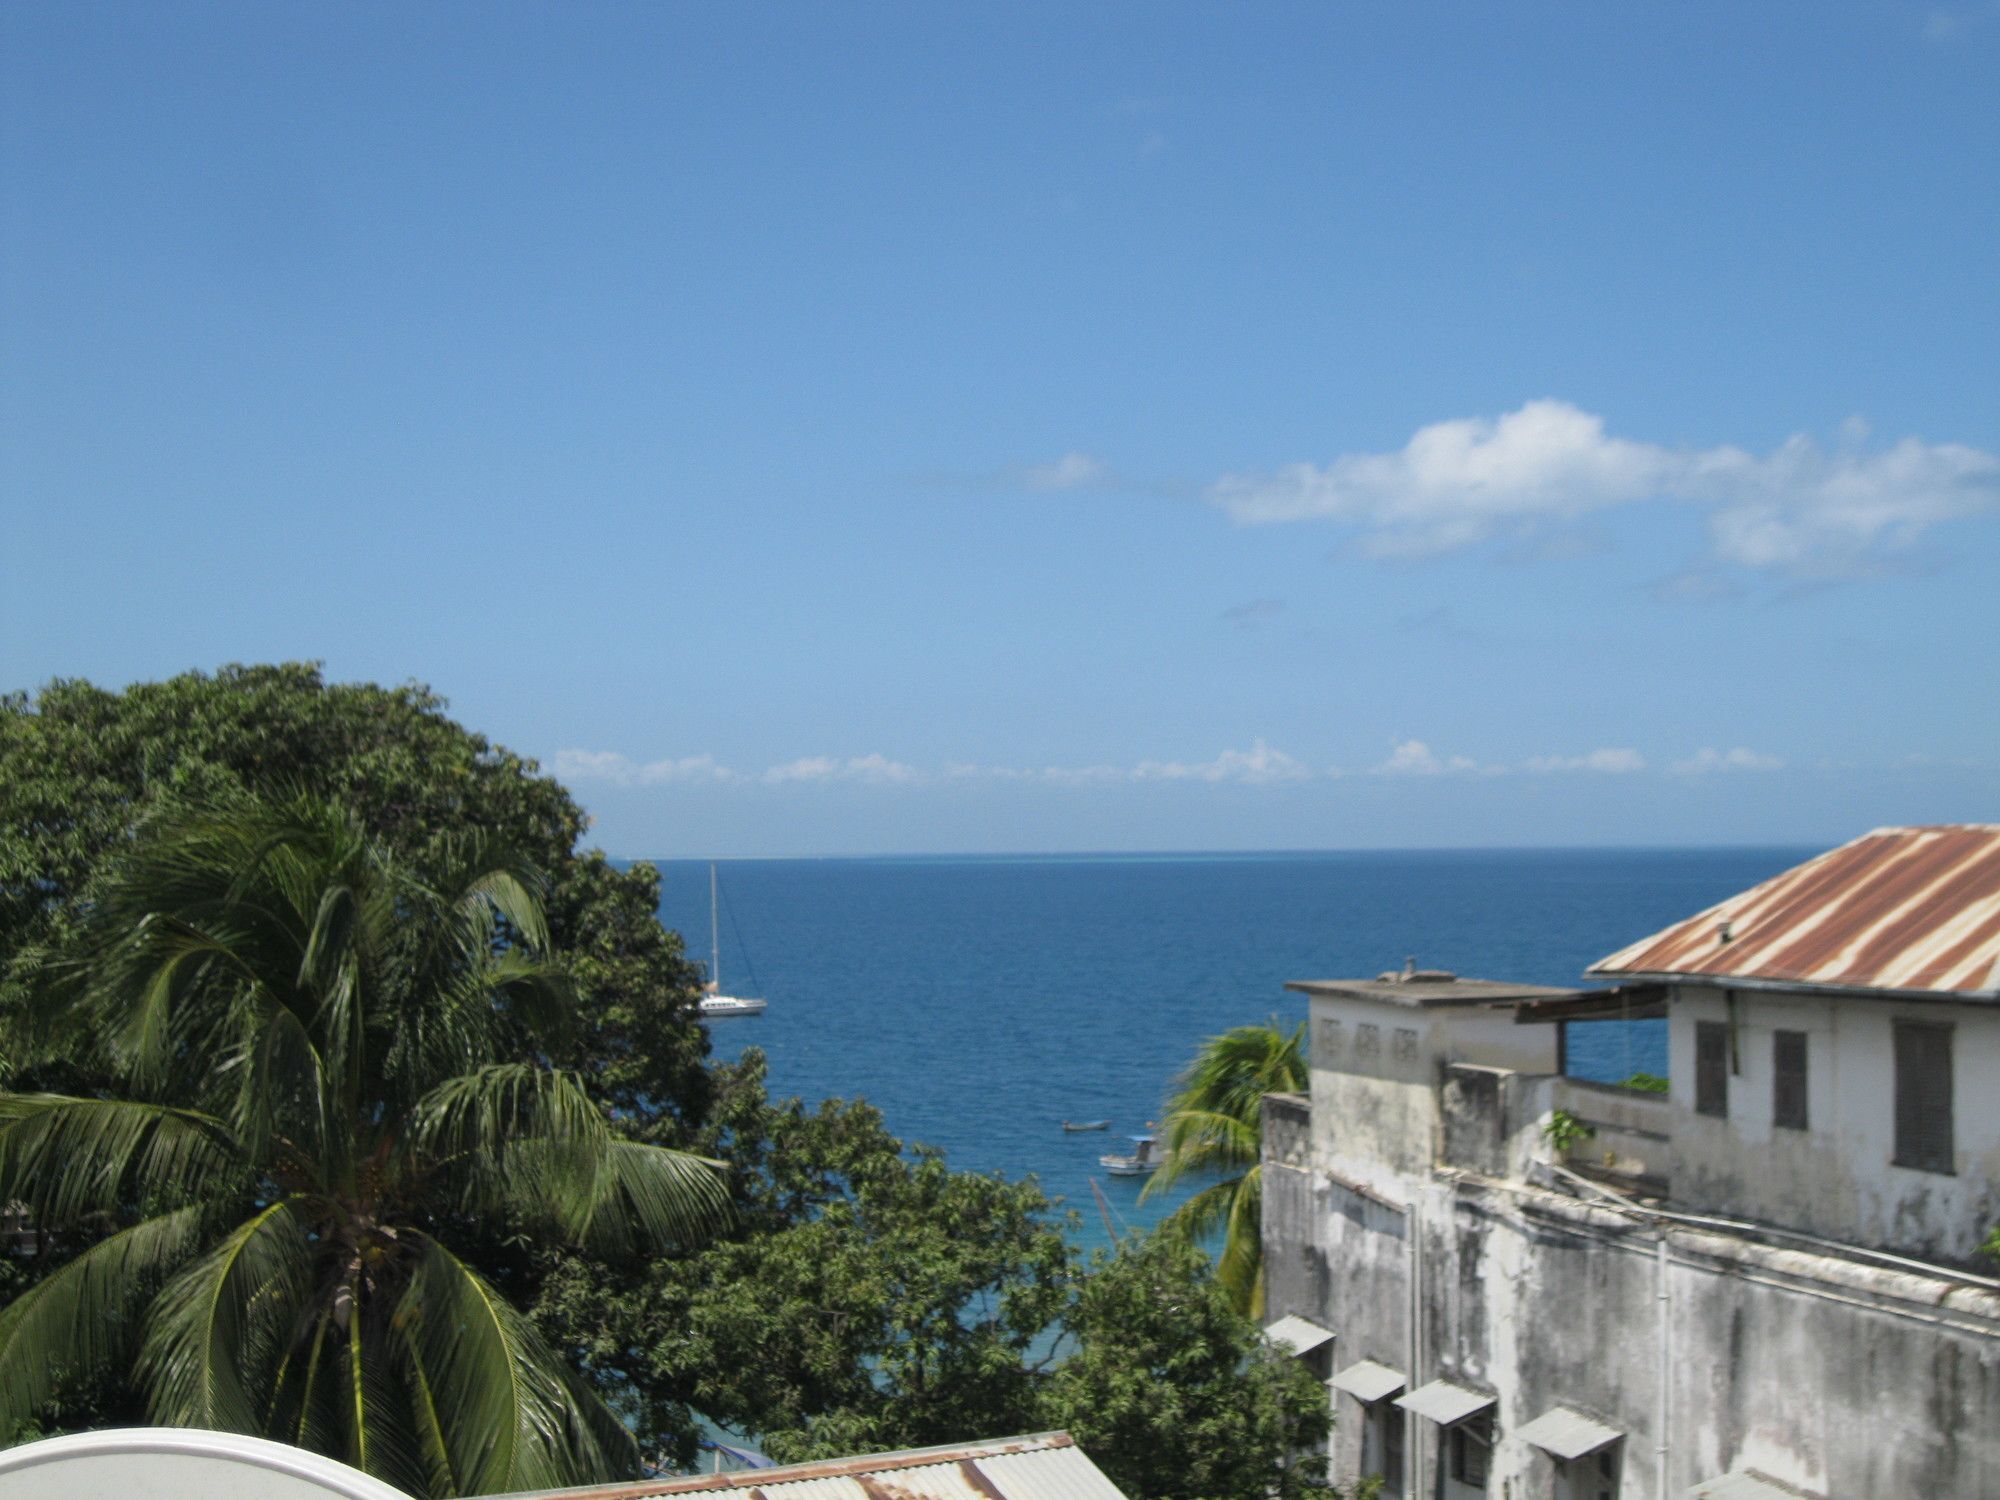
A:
[{"left": 648, "top": 848, "right": 1806, "bottom": 1250}]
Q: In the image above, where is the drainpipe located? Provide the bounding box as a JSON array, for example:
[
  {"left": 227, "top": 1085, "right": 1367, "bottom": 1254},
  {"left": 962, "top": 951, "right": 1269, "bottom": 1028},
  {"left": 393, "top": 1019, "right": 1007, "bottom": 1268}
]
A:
[
  {"left": 1407, "top": 1197, "right": 1422, "bottom": 1498},
  {"left": 1655, "top": 1231, "right": 1671, "bottom": 1500}
]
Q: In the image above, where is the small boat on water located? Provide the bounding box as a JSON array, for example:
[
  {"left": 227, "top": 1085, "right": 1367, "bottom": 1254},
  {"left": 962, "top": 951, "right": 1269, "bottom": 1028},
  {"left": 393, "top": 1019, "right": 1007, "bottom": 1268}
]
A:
[
  {"left": 696, "top": 863, "right": 766, "bottom": 1020},
  {"left": 1099, "top": 1134, "right": 1160, "bottom": 1176},
  {"left": 1063, "top": 1119, "right": 1110, "bottom": 1132}
]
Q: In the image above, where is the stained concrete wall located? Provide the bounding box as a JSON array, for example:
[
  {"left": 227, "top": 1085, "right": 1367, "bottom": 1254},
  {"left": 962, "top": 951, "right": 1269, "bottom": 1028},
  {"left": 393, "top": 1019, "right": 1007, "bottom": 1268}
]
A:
[
  {"left": 1665, "top": 985, "right": 2000, "bottom": 1263},
  {"left": 1309, "top": 995, "right": 1558, "bottom": 1197},
  {"left": 1263, "top": 1063, "right": 2000, "bottom": 1497}
]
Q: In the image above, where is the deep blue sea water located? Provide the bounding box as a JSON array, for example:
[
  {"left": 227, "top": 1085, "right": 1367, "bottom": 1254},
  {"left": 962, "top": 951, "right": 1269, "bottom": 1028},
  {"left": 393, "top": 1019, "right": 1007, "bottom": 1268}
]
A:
[{"left": 648, "top": 848, "right": 1806, "bottom": 1250}]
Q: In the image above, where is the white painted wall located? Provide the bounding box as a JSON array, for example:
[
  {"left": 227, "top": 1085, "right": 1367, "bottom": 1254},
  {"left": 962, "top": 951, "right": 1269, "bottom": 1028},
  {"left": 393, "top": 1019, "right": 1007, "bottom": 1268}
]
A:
[{"left": 1666, "top": 984, "right": 2000, "bottom": 1260}]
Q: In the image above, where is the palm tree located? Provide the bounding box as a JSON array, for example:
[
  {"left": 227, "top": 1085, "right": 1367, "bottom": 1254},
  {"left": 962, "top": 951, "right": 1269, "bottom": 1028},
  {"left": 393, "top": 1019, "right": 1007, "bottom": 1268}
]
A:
[
  {"left": 1139, "top": 1019, "right": 1308, "bottom": 1319},
  {"left": 0, "top": 795, "right": 729, "bottom": 1495}
]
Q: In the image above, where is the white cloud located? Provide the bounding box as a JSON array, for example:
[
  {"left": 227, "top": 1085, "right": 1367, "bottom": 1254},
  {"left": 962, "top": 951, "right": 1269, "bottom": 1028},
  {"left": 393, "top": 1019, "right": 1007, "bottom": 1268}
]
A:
[
  {"left": 1524, "top": 748, "right": 1647, "bottom": 774},
  {"left": 1025, "top": 452, "right": 1112, "bottom": 491},
  {"left": 1672, "top": 747, "right": 1784, "bottom": 776},
  {"left": 763, "top": 753, "right": 917, "bottom": 785},
  {"left": 1377, "top": 740, "right": 1478, "bottom": 776},
  {"left": 1131, "top": 739, "right": 1311, "bottom": 784},
  {"left": 1207, "top": 400, "right": 2000, "bottom": 576},
  {"left": 553, "top": 749, "right": 738, "bottom": 785}
]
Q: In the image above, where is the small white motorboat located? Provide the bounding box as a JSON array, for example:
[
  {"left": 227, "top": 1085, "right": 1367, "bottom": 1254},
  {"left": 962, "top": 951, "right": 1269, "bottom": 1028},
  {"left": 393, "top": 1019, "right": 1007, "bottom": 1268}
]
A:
[{"left": 1099, "top": 1134, "right": 1160, "bottom": 1176}]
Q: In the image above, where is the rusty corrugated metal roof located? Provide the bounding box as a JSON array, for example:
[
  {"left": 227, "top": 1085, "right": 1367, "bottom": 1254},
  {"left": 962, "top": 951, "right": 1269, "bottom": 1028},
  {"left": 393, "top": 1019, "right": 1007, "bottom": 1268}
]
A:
[
  {"left": 1590, "top": 825, "right": 2000, "bottom": 997},
  {"left": 484, "top": 1433, "right": 1126, "bottom": 1500}
]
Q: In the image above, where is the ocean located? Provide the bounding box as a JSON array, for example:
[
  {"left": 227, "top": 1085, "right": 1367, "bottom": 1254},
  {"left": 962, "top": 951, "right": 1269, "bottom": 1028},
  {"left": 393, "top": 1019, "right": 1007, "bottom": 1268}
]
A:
[{"left": 649, "top": 847, "right": 1806, "bottom": 1250}]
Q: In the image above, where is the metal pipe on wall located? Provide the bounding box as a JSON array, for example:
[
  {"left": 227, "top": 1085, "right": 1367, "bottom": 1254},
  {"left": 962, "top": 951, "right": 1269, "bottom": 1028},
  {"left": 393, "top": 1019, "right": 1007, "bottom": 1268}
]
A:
[{"left": 1655, "top": 1232, "right": 1671, "bottom": 1500}]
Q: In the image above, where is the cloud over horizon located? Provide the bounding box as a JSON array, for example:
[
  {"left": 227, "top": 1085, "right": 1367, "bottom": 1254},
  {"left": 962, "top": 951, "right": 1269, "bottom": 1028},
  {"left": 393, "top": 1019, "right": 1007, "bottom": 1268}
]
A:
[
  {"left": 554, "top": 740, "right": 1802, "bottom": 790},
  {"left": 1206, "top": 400, "right": 2000, "bottom": 577}
]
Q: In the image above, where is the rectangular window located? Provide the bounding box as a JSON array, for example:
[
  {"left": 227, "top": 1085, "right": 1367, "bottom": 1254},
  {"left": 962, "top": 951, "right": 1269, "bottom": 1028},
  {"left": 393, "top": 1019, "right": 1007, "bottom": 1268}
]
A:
[
  {"left": 1364, "top": 1401, "right": 1404, "bottom": 1497},
  {"left": 1773, "top": 1030, "right": 1808, "bottom": 1130},
  {"left": 1695, "top": 1021, "right": 1728, "bottom": 1118},
  {"left": 1450, "top": 1412, "right": 1493, "bottom": 1486},
  {"left": 1893, "top": 1021, "right": 1954, "bottom": 1174},
  {"left": 1562, "top": 1447, "right": 1620, "bottom": 1500}
]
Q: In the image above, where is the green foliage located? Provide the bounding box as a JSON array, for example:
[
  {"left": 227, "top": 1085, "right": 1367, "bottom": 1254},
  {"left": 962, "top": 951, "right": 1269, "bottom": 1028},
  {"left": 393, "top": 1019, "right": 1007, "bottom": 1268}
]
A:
[
  {"left": 1141, "top": 1019, "right": 1308, "bottom": 1317},
  {"left": 1617, "top": 1072, "right": 1670, "bottom": 1094},
  {"left": 2, "top": 666, "right": 1345, "bottom": 1499},
  {"left": 1979, "top": 1224, "right": 2000, "bottom": 1267},
  {"left": 532, "top": 1051, "right": 1335, "bottom": 1499},
  {"left": 530, "top": 1049, "right": 1067, "bottom": 1470},
  {"left": 0, "top": 797, "right": 728, "bottom": 1495},
  {"left": 1542, "top": 1108, "right": 1596, "bottom": 1153},
  {"left": 0, "top": 664, "right": 711, "bottom": 1122},
  {"left": 1042, "top": 1233, "right": 1334, "bottom": 1500}
]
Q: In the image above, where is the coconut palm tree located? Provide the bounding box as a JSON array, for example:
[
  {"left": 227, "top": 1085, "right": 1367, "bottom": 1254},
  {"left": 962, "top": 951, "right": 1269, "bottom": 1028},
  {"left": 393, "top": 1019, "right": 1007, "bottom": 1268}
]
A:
[
  {"left": 0, "top": 795, "right": 729, "bottom": 1495},
  {"left": 1139, "top": 1019, "right": 1308, "bottom": 1319}
]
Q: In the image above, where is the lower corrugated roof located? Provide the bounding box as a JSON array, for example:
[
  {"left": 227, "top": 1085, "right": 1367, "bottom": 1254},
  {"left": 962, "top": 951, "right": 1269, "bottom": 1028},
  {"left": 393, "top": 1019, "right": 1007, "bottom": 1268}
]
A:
[{"left": 484, "top": 1433, "right": 1127, "bottom": 1500}]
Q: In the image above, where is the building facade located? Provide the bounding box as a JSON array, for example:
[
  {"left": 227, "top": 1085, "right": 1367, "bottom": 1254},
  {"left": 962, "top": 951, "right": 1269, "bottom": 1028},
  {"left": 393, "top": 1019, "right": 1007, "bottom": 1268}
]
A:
[{"left": 1261, "top": 826, "right": 2000, "bottom": 1499}]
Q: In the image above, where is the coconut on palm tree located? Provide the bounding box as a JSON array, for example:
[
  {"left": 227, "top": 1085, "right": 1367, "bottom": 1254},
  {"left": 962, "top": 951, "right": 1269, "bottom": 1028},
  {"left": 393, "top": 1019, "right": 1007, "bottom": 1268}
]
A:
[
  {"left": 0, "top": 795, "right": 729, "bottom": 1495},
  {"left": 1139, "top": 1019, "right": 1308, "bottom": 1318}
]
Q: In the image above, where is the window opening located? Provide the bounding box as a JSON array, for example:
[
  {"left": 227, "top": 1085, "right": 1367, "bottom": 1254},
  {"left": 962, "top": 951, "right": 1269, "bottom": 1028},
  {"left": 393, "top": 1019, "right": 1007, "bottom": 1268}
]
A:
[
  {"left": 1773, "top": 1030, "right": 1808, "bottom": 1131},
  {"left": 1695, "top": 1020, "right": 1728, "bottom": 1118},
  {"left": 1893, "top": 1020, "right": 1953, "bottom": 1174},
  {"left": 1449, "top": 1411, "right": 1492, "bottom": 1486}
]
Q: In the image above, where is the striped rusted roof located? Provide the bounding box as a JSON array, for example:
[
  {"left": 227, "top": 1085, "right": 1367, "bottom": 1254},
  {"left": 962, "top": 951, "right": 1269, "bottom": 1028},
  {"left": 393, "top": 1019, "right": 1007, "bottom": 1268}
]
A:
[
  {"left": 1590, "top": 825, "right": 2000, "bottom": 998},
  {"left": 485, "top": 1433, "right": 1127, "bottom": 1500}
]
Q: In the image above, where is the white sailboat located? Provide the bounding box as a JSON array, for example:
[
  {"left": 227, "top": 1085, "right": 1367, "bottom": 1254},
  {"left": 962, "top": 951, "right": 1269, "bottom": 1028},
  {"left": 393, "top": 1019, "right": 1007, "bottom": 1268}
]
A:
[{"left": 697, "top": 862, "right": 766, "bottom": 1019}]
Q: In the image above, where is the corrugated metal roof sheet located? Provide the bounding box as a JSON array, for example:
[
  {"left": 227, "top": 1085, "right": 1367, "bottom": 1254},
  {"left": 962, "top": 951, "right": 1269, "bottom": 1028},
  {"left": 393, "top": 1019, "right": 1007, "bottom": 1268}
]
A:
[
  {"left": 1393, "top": 1379, "right": 1494, "bottom": 1426},
  {"left": 1590, "top": 825, "right": 2000, "bottom": 998},
  {"left": 1513, "top": 1406, "right": 1621, "bottom": 1461},
  {"left": 487, "top": 1434, "right": 1126, "bottom": 1500},
  {"left": 1686, "top": 1470, "right": 1822, "bottom": 1500},
  {"left": 1262, "top": 1315, "right": 1334, "bottom": 1357},
  {"left": 1328, "top": 1359, "right": 1406, "bottom": 1404}
]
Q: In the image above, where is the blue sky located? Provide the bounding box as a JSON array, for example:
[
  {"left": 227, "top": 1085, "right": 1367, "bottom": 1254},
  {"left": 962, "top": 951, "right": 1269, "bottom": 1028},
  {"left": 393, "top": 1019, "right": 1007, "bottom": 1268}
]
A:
[{"left": 3, "top": 2, "right": 1997, "bottom": 855}]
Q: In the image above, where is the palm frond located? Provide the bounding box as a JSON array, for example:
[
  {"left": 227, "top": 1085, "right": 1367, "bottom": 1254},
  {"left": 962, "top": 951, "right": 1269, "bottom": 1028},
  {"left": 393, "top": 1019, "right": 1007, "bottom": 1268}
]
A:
[
  {"left": 0, "top": 1094, "right": 238, "bottom": 1226},
  {"left": 1140, "top": 1107, "right": 1259, "bottom": 1197},
  {"left": 140, "top": 1198, "right": 313, "bottom": 1432},
  {"left": 1154, "top": 1177, "right": 1243, "bottom": 1245},
  {"left": 399, "top": 1232, "right": 639, "bottom": 1494},
  {"left": 0, "top": 1205, "right": 206, "bottom": 1427}
]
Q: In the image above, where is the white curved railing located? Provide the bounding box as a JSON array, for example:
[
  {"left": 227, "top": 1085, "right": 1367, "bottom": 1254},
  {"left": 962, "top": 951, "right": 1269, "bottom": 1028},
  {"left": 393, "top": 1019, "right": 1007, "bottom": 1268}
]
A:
[{"left": 0, "top": 1427, "right": 416, "bottom": 1500}]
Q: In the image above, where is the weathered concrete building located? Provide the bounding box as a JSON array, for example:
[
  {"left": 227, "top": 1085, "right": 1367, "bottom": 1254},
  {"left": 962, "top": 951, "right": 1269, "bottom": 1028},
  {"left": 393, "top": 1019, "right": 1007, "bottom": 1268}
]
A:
[{"left": 1260, "top": 825, "right": 2000, "bottom": 1499}]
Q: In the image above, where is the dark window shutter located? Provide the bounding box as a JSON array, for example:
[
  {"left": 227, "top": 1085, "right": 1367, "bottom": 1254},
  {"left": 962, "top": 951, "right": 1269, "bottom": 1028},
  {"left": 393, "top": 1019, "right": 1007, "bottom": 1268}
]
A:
[
  {"left": 1695, "top": 1021, "right": 1728, "bottom": 1118},
  {"left": 1893, "top": 1022, "right": 1954, "bottom": 1174},
  {"left": 1773, "top": 1030, "right": 1808, "bottom": 1130}
]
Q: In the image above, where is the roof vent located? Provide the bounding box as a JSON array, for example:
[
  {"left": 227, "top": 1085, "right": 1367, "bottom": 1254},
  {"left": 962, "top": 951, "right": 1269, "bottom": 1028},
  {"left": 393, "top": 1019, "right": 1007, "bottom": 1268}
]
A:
[
  {"left": 1717, "top": 919, "right": 1734, "bottom": 944},
  {"left": 1375, "top": 960, "right": 1457, "bottom": 984}
]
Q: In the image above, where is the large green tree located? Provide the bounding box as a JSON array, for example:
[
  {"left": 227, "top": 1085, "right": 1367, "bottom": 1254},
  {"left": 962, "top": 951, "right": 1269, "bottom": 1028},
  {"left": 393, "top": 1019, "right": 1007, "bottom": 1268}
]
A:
[
  {"left": 0, "top": 666, "right": 1341, "bottom": 1499},
  {"left": 0, "top": 664, "right": 710, "bottom": 1122},
  {"left": 0, "top": 797, "right": 728, "bottom": 1496},
  {"left": 532, "top": 1051, "right": 1334, "bottom": 1500},
  {"left": 1140, "top": 1019, "right": 1309, "bottom": 1317}
]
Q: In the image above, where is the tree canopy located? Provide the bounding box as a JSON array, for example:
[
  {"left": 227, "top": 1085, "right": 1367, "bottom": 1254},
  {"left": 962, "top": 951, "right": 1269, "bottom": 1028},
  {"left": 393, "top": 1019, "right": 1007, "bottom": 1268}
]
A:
[
  {"left": 0, "top": 664, "right": 710, "bottom": 1122},
  {"left": 0, "top": 665, "right": 1341, "bottom": 1500},
  {"left": 0, "top": 796, "right": 730, "bottom": 1495}
]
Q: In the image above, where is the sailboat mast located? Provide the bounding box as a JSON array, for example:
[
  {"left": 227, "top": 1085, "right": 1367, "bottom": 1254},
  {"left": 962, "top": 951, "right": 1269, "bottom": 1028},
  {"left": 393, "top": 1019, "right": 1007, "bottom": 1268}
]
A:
[{"left": 710, "top": 862, "right": 720, "bottom": 990}]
